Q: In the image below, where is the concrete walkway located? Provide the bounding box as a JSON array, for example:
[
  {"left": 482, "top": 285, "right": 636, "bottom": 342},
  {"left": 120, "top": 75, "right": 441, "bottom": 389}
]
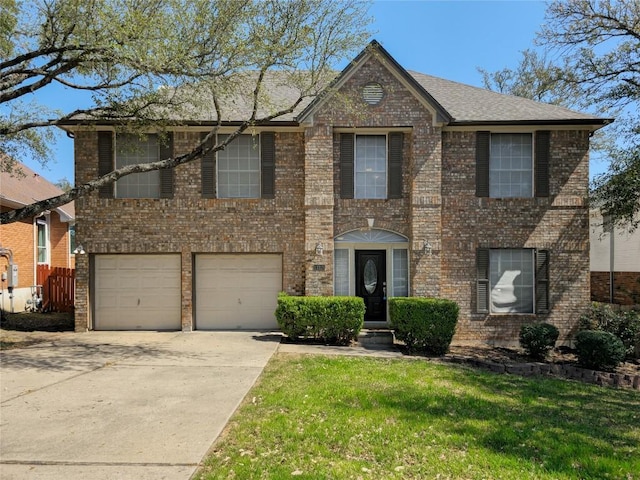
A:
[{"left": 0, "top": 331, "right": 281, "bottom": 480}]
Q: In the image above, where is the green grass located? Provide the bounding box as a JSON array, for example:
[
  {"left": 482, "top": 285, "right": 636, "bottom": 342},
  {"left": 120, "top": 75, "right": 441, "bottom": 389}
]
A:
[{"left": 197, "top": 354, "right": 640, "bottom": 480}]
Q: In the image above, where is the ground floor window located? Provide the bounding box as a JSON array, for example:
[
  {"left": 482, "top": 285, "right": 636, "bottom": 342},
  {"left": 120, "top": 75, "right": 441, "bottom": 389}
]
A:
[
  {"left": 392, "top": 249, "right": 408, "bottom": 297},
  {"left": 36, "top": 217, "right": 48, "bottom": 264},
  {"left": 490, "top": 249, "right": 534, "bottom": 313},
  {"left": 477, "top": 248, "right": 549, "bottom": 314},
  {"left": 334, "top": 249, "right": 350, "bottom": 296}
]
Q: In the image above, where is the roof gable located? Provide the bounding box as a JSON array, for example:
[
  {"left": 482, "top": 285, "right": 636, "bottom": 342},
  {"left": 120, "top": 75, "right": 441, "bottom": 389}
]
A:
[
  {"left": 0, "top": 159, "right": 74, "bottom": 221},
  {"left": 296, "top": 40, "right": 453, "bottom": 125}
]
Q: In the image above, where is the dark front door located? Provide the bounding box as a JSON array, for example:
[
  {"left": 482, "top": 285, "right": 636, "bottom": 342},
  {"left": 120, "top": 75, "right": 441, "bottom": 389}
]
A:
[{"left": 356, "top": 250, "right": 387, "bottom": 322}]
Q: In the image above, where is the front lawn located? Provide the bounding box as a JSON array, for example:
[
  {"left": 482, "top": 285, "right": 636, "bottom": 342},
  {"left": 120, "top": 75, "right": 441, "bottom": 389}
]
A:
[{"left": 198, "top": 354, "right": 639, "bottom": 480}]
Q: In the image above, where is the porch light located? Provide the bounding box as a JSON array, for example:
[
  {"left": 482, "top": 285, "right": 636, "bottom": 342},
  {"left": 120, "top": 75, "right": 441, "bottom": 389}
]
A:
[
  {"left": 315, "top": 242, "right": 324, "bottom": 256},
  {"left": 423, "top": 241, "right": 432, "bottom": 256},
  {"left": 73, "top": 244, "right": 86, "bottom": 255}
]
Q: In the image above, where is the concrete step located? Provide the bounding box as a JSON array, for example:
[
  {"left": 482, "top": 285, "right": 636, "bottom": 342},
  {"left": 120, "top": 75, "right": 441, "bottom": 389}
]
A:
[{"left": 357, "top": 329, "right": 395, "bottom": 346}]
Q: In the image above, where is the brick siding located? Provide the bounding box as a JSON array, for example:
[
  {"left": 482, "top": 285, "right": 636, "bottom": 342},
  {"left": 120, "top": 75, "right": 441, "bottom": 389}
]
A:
[
  {"left": 0, "top": 210, "right": 34, "bottom": 287},
  {"left": 441, "top": 130, "right": 591, "bottom": 345},
  {"left": 591, "top": 271, "right": 640, "bottom": 305},
  {"left": 72, "top": 54, "right": 594, "bottom": 344},
  {"left": 74, "top": 130, "right": 306, "bottom": 330},
  {"left": 0, "top": 208, "right": 70, "bottom": 288}
]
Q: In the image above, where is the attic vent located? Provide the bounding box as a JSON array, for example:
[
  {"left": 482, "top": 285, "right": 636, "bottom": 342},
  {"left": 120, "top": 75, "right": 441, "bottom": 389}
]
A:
[{"left": 362, "top": 82, "right": 384, "bottom": 105}]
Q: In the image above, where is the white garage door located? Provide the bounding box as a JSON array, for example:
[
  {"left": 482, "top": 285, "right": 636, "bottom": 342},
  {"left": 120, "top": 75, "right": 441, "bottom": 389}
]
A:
[
  {"left": 94, "top": 254, "right": 181, "bottom": 330},
  {"left": 195, "top": 254, "right": 282, "bottom": 330}
]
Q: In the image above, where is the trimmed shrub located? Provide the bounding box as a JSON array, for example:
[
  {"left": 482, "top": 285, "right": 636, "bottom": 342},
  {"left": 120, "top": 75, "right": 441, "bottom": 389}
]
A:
[
  {"left": 275, "top": 293, "right": 365, "bottom": 345},
  {"left": 575, "top": 330, "right": 626, "bottom": 371},
  {"left": 579, "top": 302, "right": 640, "bottom": 359},
  {"left": 389, "top": 297, "right": 459, "bottom": 355},
  {"left": 519, "top": 323, "right": 559, "bottom": 360}
]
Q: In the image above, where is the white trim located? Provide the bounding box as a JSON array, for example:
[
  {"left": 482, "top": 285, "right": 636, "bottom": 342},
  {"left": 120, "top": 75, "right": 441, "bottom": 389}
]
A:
[
  {"left": 443, "top": 125, "right": 596, "bottom": 133},
  {"left": 215, "top": 133, "right": 262, "bottom": 199},
  {"left": 489, "top": 133, "right": 534, "bottom": 199},
  {"left": 354, "top": 134, "right": 387, "bottom": 200},
  {"left": 333, "top": 228, "right": 411, "bottom": 321},
  {"left": 489, "top": 248, "right": 535, "bottom": 315},
  {"left": 114, "top": 133, "right": 161, "bottom": 199},
  {"left": 335, "top": 229, "right": 409, "bottom": 243},
  {"left": 64, "top": 125, "right": 305, "bottom": 134},
  {"left": 35, "top": 214, "right": 50, "bottom": 265},
  {"left": 333, "top": 127, "right": 413, "bottom": 134}
]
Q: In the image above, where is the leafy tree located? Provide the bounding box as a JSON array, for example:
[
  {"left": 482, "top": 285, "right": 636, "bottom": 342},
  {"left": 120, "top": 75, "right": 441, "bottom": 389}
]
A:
[
  {"left": 54, "top": 177, "right": 72, "bottom": 192},
  {"left": 480, "top": 0, "right": 639, "bottom": 231},
  {"left": 0, "top": 0, "right": 371, "bottom": 224}
]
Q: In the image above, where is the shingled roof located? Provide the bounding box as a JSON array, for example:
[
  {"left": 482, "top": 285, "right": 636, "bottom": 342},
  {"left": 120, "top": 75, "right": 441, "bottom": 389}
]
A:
[
  {"left": 0, "top": 159, "right": 74, "bottom": 221},
  {"left": 409, "top": 71, "right": 606, "bottom": 125},
  {"left": 59, "top": 40, "right": 611, "bottom": 129}
]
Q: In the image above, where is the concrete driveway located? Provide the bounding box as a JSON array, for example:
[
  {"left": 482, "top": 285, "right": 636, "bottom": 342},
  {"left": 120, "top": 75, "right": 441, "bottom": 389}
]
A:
[{"left": 0, "top": 331, "right": 281, "bottom": 480}]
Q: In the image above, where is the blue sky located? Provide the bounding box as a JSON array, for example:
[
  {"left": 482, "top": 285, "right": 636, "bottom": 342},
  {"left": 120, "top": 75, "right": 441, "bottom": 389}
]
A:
[{"left": 21, "top": 0, "right": 608, "bottom": 184}]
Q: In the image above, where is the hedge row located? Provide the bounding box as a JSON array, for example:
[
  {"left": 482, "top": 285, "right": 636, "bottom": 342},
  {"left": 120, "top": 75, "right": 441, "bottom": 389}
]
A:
[
  {"left": 275, "top": 294, "right": 364, "bottom": 345},
  {"left": 389, "top": 297, "right": 459, "bottom": 355}
]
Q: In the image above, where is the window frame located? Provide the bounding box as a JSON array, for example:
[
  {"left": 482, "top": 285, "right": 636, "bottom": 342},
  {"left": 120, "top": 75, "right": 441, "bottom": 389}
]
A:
[
  {"left": 36, "top": 216, "right": 49, "bottom": 265},
  {"left": 216, "top": 133, "right": 262, "bottom": 199},
  {"left": 489, "top": 248, "right": 535, "bottom": 314},
  {"left": 477, "top": 247, "right": 549, "bottom": 315},
  {"left": 114, "top": 133, "right": 162, "bottom": 199},
  {"left": 475, "top": 130, "right": 553, "bottom": 199},
  {"left": 354, "top": 134, "right": 388, "bottom": 200},
  {"left": 339, "top": 131, "right": 403, "bottom": 200},
  {"left": 489, "top": 132, "right": 534, "bottom": 199}
]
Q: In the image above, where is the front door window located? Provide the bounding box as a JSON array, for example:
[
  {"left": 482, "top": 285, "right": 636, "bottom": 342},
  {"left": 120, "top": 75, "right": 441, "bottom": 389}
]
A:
[{"left": 356, "top": 250, "right": 386, "bottom": 321}]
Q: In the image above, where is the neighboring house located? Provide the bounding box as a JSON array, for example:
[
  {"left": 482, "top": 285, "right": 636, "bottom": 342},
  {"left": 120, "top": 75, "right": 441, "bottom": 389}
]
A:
[
  {"left": 590, "top": 210, "right": 640, "bottom": 305},
  {"left": 62, "top": 41, "right": 610, "bottom": 345},
  {"left": 0, "top": 160, "right": 75, "bottom": 312}
]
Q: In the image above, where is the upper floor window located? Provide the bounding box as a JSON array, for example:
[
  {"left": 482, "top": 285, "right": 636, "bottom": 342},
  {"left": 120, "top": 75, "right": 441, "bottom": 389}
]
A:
[
  {"left": 36, "top": 217, "right": 48, "bottom": 264},
  {"left": 490, "top": 133, "right": 533, "bottom": 198},
  {"left": 201, "top": 132, "right": 275, "bottom": 199},
  {"left": 476, "top": 131, "right": 550, "bottom": 198},
  {"left": 340, "top": 132, "right": 403, "bottom": 200},
  {"left": 115, "top": 134, "right": 161, "bottom": 199},
  {"left": 217, "top": 134, "right": 261, "bottom": 198},
  {"left": 97, "top": 131, "right": 174, "bottom": 199},
  {"left": 355, "top": 135, "right": 387, "bottom": 199}
]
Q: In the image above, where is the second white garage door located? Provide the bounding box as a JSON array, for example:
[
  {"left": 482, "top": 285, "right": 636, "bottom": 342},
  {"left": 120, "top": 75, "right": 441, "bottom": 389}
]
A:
[
  {"left": 195, "top": 254, "right": 282, "bottom": 330},
  {"left": 94, "top": 254, "right": 181, "bottom": 330}
]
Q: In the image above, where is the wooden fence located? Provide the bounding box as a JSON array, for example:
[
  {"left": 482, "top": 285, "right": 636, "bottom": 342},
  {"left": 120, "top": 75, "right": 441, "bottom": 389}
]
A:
[{"left": 36, "top": 265, "right": 75, "bottom": 312}]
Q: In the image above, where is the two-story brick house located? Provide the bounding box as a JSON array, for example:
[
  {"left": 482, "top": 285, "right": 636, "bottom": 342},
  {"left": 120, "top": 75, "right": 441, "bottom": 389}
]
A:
[{"left": 64, "top": 41, "right": 610, "bottom": 345}]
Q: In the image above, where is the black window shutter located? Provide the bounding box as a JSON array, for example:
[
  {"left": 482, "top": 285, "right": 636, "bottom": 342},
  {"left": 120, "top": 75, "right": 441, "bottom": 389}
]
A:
[
  {"left": 261, "top": 132, "right": 275, "bottom": 199},
  {"left": 98, "top": 131, "right": 114, "bottom": 198},
  {"left": 159, "top": 132, "right": 174, "bottom": 199},
  {"left": 340, "top": 133, "right": 354, "bottom": 199},
  {"left": 477, "top": 248, "right": 490, "bottom": 313},
  {"left": 535, "top": 131, "right": 550, "bottom": 197},
  {"left": 536, "top": 249, "right": 550, "bottom": 313},
  {"left": 476, "top": 131, "right": 490, "bottom": 197},
  {"left": 388, "top": 132, "right": 403, "bottom": 199},
  {"left": 201, "top": 132, "right": 215, "bottom": 198}
]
